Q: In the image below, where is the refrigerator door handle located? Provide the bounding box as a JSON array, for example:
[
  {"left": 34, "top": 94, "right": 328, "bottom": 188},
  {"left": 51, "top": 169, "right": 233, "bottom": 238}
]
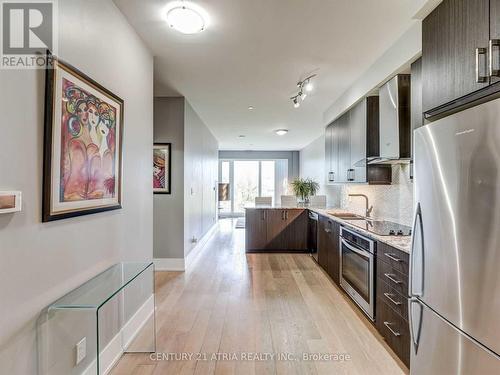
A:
[
  {"left": 408, "top": 298, "right": 423, "bottom": 354},
  {"left": 410, "top": 203, "right": 424, "bottom": 297}
]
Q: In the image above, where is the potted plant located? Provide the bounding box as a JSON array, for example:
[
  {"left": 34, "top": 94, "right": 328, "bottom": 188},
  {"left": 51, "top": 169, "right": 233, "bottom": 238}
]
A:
[{"left": 290, "top": 178, "right": 320, "bottom": 205}]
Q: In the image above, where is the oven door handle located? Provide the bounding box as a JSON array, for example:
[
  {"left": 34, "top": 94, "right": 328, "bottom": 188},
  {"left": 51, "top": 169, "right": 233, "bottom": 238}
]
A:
[{"left": 341, "top": 238, "right": 371, "bottom": 259}]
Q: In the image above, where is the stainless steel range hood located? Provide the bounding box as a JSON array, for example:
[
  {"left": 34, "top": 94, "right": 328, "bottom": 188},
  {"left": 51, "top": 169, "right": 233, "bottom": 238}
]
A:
[{"left": 368, "top": 74, "right": 411, "bottom": 164}]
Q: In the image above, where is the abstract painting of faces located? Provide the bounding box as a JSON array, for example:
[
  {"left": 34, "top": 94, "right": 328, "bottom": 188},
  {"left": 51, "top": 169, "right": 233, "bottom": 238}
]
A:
[
  {"left": 153, "top": 143, "right": 171, "bottom": 194},
  {"left": 43, "top": 57, "right": 123, "bottom": 221}
]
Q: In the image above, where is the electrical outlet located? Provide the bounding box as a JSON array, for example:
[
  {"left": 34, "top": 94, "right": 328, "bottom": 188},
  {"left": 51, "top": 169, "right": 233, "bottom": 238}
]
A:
[{"left": 76, "top": 337, "right": 86, "bottom": 366}]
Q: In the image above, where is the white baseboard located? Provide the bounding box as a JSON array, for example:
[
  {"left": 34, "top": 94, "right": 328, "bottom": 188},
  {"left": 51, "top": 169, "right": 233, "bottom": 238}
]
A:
[
  {"left": 82, "top": 295, "right": 155, "bottom": 375},
  {"left": 153, "top": 257, "right": 186, "bottom": 271},
  {"left": 185, "top": 222, "right": 219, "bottom": 269},
  {"left": 154, "top": 222, "right": 219, "bottom": 271}
]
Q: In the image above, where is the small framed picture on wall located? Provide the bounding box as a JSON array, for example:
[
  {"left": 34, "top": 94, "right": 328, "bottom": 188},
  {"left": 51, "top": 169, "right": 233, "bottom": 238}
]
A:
[{"left": 153, "top": 143, "right": 171, "bottom": 194}]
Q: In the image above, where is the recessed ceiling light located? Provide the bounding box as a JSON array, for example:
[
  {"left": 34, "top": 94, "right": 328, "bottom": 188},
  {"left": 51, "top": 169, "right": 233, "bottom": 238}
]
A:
[
  {"left": 248, "top": 106, "right": 254, "bottom": 110},
  {"left": 238, "top": 135, "right": 246, "bottom": 138},
  {"left": 164, "top": 2, "right": 208, "bottom": 34},
  {"left": 275, "top": 129, "right": 288, "bottom": 136}
]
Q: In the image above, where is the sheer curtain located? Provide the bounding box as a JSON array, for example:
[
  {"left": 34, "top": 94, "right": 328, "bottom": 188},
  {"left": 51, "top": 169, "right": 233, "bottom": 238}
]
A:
[{"left": 274, "top": 159, "right": 289, "bottom": 204}]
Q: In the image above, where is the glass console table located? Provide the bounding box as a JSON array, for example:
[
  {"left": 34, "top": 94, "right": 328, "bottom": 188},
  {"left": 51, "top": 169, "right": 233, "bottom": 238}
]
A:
[{"left": 38, "top": 262, "right": 156, "bottom": 375}]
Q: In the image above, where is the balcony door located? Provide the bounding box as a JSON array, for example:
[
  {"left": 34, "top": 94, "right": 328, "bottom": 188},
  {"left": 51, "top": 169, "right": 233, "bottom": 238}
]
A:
[{"left": 219, "top": 159, "right": 286, "bottom": 217}]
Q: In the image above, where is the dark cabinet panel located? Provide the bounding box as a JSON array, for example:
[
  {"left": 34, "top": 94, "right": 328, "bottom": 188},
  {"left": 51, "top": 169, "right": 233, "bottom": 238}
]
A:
[
  {"left": 266, "top": 210, "right": 287, "bottom": 250},
  {"left": 366, "top": 96, "right": 380, "bottom": 158},
  {"left": 376, "top": 298, "right": 411, "bottom": 367},
  {"left": 377, "top": 242, "right": 409, "bottom": 276},
  {"left": 245, "top": 209, "right": 268, "bottom": 250},
  {"left": 411, "top": 57, "right": 423, "bottom": 130},
  {"left": 377, "top": 276, "right": 409, "bottom": 321},
  {"left": 377, "top": 260, "right": 408, "bottom": 297},
  {"left": 422, "top": 0, "right": 490, "bottom": 114},
  {"left": 491, "top": 0, "right": 500, "bottom": 84},
  {"left": 317, "top": 215, "right": 340, "bottom": 285},
  {"left": 282, "top": 209, "right": 308, "bottom": 250},
  {"left": 244, "top": 209, "right": 307, "bottom": 251},
  {"left": 317, "top": 215, "right": 330, "bottom": 271},
  {"left": 327, "top": 220, "right": 340, "bottom": 284}
]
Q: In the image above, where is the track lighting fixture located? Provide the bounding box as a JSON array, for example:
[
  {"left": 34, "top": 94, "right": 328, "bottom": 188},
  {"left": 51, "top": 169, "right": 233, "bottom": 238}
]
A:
[{"left": 290, "top": 74, "right": 317, "bottom": 108}]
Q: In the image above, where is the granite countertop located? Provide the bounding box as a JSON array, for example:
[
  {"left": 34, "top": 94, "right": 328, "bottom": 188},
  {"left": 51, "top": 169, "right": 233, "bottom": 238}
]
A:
[
  {"left": 245, "top": 204, "right": 412, "bottom": 254},
  {"left": 309, "top": 208, "right": 412, "bottom": 254}
]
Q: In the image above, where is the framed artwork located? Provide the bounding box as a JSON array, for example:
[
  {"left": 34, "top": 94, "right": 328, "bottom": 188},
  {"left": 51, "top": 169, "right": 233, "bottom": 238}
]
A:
[
  {"left": 43, "top": 54, "right": 124, "bottom": 222},
  {"left": 153, "top": 143, "right": 171, "bottom": 194}
]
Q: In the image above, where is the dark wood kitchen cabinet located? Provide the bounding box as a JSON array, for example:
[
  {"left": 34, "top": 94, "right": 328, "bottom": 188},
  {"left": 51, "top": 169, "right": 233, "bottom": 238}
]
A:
[
  {"left": 375, "top": 242, "right": 410, "bottom": 367},
  {"left": 245, "top": 209, "right": 308, "bottom": 252},
  {"left": 318, "top": 215, "right": 340, "bottom": 285},
  {"left": 491, "top": 0, "right": 500, "bottom": 84},
  {"left": 422, "top": 0, "right": 495, "bottom": 118},
  {"left": 245, "top": 209, "right": 268, "bottom": 250}
]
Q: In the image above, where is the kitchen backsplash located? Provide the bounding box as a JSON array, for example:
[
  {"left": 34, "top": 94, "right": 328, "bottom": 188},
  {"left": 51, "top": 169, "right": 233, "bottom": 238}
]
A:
[
  {"left": 323, "top": 164, "right": 414, "bottom": 226},
  {"left": 341, "top": 164, "right": 414, "bottom": 226}
]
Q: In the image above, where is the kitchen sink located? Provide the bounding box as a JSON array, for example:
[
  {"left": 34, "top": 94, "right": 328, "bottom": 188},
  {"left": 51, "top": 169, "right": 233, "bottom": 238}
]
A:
[{"left": 327, "top": 211, "right": 366, "bottom": 220}]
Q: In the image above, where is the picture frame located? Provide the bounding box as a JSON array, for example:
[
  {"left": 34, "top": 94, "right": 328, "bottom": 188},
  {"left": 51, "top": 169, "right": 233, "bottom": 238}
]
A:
[
  {"left": 43, "top": 53, "right": 124, "bottom": 222},
  {"left": 153, "top": 143, "right": 172, "bottom": 194}
]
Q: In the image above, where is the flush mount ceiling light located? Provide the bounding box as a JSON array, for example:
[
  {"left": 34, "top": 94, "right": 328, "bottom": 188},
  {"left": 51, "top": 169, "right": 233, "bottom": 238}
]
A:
[
  {"left": 275, "top": 129, "right": 288, "bottom": 136},
  {"left": 290, "top": 74, "right": 317, "bottom": 108},
  {"left": 248, "top": 106, "right": 254, "bottom": 110},
  {"left": 164, "top": 1, "right": 208, "bottom": 34}
]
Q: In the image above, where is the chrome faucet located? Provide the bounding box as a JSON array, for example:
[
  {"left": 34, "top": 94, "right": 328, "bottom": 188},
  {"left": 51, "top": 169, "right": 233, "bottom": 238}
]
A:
[{"left": 348, "top": 194, "right": 374, "bottom": 218}]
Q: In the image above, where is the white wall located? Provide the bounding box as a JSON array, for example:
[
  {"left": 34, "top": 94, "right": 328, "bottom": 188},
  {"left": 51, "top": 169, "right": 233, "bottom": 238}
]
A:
[
  {"left": 300, "top": 138, "right": 414, "bottom": 226},
  {"left": 153, "top": 98, "right": 185, "bottom": 260},
  {"left": 184, "top": 101, "right": 219, "bottom": 256},
  {"left": 0, "top": 1, "right": 153, "bottom": 374},
  {"left": 299, "top": 134, "right": 342, "bottom": 207},
  {"left": 153, "top": 98, "right": 219, "bottom": 265}
]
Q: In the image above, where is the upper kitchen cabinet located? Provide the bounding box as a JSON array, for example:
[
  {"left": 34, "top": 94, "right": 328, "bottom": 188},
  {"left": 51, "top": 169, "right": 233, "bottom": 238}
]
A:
[
  {"left": 422, "top": 0, "right": 492, "bottom": 118},
  {"left": 325, "top": 97, "right": 392, "bottom": 185},
  {"left": 491, "top": 0, "right": 500, "bottom": 84}
]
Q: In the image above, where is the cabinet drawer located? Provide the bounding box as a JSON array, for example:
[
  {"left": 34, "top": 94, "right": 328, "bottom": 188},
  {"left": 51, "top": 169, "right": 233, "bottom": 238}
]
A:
[
  {"left": 377, "top": 260, "right": 409, "bottom": 297},
  {"left": 376, "top": 298, "right": 411, "bottom": 367},
  {"left": 377, "top": 277, "right": 408, "bottom": 321},
  {"left": 377, "top": 242, "right": 409, "bottom": 276}
]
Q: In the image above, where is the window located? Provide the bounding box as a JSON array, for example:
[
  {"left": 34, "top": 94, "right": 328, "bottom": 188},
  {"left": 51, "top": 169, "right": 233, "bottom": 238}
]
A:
[{"left": 218, "top": 159, "right": 287, "bottom": 217}]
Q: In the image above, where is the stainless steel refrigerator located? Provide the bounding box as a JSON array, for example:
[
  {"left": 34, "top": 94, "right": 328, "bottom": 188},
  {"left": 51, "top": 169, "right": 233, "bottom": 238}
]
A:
[{"left": 411, "top": 97, "right": 500, "bottom": 373}]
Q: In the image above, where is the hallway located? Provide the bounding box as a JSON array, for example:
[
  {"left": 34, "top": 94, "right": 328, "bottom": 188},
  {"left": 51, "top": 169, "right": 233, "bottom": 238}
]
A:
[{"left": 111, "top": 219, "right": 407, "bottom": 375}]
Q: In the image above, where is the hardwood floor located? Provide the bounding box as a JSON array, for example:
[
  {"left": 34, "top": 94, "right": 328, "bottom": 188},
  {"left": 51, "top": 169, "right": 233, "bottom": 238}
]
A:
[{"left": 110, "top": 219, "right": 408, "bottom": 375}]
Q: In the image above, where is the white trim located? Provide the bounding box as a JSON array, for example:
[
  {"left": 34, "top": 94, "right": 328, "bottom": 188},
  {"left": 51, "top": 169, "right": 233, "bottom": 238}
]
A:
[
  {"left": 82, "top": 295, "right": 155, "bottom": 375},
  {"left": 153, "top": 222, "right": 219, "bottom": 271},
  {"left": 153, "top": 257, "right": 186, "bottom": 271},
  {"left": 185, "top": 222, "right": 219, "bottom": 269}
]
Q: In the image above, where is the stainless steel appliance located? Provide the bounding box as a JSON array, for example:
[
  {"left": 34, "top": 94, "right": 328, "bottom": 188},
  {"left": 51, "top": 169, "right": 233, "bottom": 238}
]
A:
[
  {"left": 308, "top": 211, "right": 319, "bottom": 262},
  {"left": 411, "top": 97, "right": 500, "bottom": 373},
  {"left": 369, "top": 74, "right": 411, "bottom": 164},
  {"left": 339, "top": 227, "right": 376, "bottom": 320}
]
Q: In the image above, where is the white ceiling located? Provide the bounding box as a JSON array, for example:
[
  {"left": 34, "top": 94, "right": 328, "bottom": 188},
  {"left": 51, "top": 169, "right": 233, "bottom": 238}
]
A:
[{"left": 115, "top": 0, "right": 421, "bottom": 151}]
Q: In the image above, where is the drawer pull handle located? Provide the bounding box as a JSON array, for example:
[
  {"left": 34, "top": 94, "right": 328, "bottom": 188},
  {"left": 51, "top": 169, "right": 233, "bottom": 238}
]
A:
[
  {"left": 384, "top": 321, "right": 401, "bottom": 337},
  {"left": 384, "top": 253, "right": 402, "bottom": 262},
  {"left": 384, "top": 292, "right": 402, "bottom": 306},
  {"left": 384, "top": 273, "right": 402, "bottom": 284}
]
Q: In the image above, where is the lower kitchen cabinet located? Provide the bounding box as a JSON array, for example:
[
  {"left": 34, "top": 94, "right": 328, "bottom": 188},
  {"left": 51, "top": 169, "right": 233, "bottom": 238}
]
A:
[
  {"left": 245, "top": 209, "right": 268, "bottom": 250},
  {"left": 376, "top": 241, "right": 410, "bottom": 368},
  {"left": 245, "top": 208, "right": 308, "bottom": 251},
  {"left": 318, "top": 215, "right": 340, "bottom": 285}
]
